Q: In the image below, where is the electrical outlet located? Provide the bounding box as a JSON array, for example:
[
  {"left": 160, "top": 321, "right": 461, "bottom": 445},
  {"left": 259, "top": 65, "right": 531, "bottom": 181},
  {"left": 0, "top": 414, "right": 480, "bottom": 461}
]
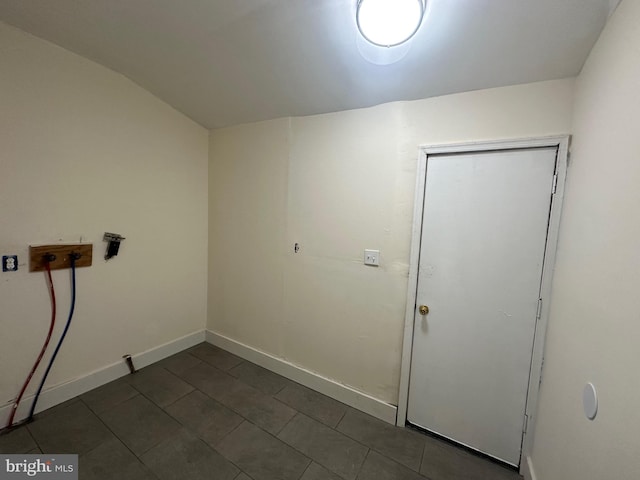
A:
[
  {"left": 2, "top": 255, "right": 18, "bottom": 272},
  {"left": 364, "top": 249, "right": 380, "bottom": 266}
]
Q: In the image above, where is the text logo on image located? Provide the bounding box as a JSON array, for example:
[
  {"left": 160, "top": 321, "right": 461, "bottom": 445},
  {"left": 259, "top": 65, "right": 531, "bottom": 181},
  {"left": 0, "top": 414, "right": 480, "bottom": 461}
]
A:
[{"left": 0, "top": 455, "right": 77, "bottom": 479}]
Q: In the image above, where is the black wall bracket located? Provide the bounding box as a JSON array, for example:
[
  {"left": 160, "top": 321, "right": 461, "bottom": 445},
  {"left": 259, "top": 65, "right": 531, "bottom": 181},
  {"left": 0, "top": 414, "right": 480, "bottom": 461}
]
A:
[{"left": 103, "top": 232, "right": 125, "bottom": 260}]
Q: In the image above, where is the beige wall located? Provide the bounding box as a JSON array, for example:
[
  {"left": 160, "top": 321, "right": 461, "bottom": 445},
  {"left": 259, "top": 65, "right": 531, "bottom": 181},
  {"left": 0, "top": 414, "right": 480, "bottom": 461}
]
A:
[
  {"left": 209, "top": 79, "right": 574, "bottom": 404},
  {"left": 530, "top": 1, "right": 640, "bottom": 478},
  {"left": 0, "top": 22, "right": 209, "bottom": 416},
  {"left": 208, "top": 118, "right": 290, "bottom": 357}
]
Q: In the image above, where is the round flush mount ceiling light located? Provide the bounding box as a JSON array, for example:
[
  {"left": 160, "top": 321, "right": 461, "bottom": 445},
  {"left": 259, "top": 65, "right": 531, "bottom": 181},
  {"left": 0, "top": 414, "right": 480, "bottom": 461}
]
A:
[{"left": 356, "top": 0, "right": 425, "bottom": 48}]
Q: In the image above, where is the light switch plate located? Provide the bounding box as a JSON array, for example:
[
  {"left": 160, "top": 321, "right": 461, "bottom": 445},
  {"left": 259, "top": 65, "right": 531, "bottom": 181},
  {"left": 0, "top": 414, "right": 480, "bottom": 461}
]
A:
[{"left": 364, "top": 249, "right": 380, "bottom": 266}]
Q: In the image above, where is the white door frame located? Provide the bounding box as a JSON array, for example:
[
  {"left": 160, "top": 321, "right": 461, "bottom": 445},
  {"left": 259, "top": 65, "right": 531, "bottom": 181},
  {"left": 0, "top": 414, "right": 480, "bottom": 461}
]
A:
[{"left": 396, "top": 136, "right": 569, "bottom": 472}]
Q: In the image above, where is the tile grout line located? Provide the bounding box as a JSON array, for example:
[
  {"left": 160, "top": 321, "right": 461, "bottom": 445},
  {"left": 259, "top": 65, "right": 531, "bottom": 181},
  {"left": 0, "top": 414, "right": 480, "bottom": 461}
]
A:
[
  {"left": 354, "top": 448, "right": 372, "bottom": 480},
  {"left": 274, "top": 411, "right": 370, "bottom": 480},
  {"left": 285, "top": 410, "right": 373, "bottom": 453},
  {"left": 334, "top": 405, "right": 349, "bottom": 428},
  {"left": 297, "top": 460, "right": 314, "bottom": 480},
  {"left": 186, "top": 345, "right": 352, "bottom": 434},
  {"left": 418, "top": 436, "right": 428, "bottom": 476},
  {"left": 189, "top": 344, "right": 245, "bottom": 373},
  {"left": 272, "top": 383, "right": 351, "bottom": 429},
  {"left": 272, "top": 380, "right": 291, "bottom": 396},
  {"left": 82, "top": 379, "right": 141, "bottom": 416},
  {"left": 159, "top": 386, "right": 195, "bottom": 410},
  {"left": 212, "top": 418, "right": 247, "bottom": 450},
  {"left": 177, "top": 362, "right": 299, "bottom": 435},
  {"left": 125, "top": 375, "right": 187, "bottom": 412},
  {"left": 108, "top": 392, "right": 240, "bottom": 480},
  {"left": 76, "top": 397, "right": 162, "bottom": 480},
  {"left": 197, "top": 345, "right": 310, "bottom": 396},
  {"left": 333, "top": 409, "right": 430, "bottom": 474},
  {"left": 99, "top": 388, "right": 184, "bottom": 458},
  {"left": 127, "top": 364, "right": 197, "bottom": 408},
  {"left": 245, "top": 418, "right": 314, "bottom": 478},
  {"left": 24, "top": 424, "right": 44, "bottom": 455},
  {"left": 216, "top": 418, "right": 311, "bottom": 480},
  {"left": 273, "top": 408, "right": 298, "bottom": 437},
  {"left": 186, "top": 428, "right": 244, "bottom": 480}
]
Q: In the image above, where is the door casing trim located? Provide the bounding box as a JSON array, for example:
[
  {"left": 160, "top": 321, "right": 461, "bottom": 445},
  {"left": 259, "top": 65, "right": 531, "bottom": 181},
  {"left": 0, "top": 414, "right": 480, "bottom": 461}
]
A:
[{"left": 396, "top": 136, "right": 570, "bottom": 474}]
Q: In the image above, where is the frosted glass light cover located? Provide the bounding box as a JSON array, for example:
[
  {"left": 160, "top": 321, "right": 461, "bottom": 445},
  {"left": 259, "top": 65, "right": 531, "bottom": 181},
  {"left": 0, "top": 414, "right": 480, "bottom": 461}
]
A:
[
  {"left": 583, "top": 382, "right": 598, "bottom": 420},
  {"left": 357, "top": 0, "right": 424, "bottom": 47}
]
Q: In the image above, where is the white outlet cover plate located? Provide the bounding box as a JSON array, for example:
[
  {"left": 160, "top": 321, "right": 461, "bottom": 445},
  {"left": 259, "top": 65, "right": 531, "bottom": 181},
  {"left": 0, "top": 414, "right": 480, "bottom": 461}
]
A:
[
  {"left": 364, "top": 249, "right": 380, "bottom": 266},
  {"left": 2, "top": 255, "right": 18, "bottom": 272}
]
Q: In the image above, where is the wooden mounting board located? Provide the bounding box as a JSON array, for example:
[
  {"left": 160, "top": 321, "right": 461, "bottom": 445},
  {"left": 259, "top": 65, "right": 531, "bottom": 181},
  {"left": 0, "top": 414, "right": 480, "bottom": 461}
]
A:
[{"left": 30, "top": 244, "right": 93, "bottom": 272}]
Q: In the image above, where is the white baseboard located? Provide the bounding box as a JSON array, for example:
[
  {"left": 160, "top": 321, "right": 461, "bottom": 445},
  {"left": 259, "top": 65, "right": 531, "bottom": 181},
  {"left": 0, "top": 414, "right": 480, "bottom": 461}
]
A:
[
  {"left": 523, "top": 455, "right": 538, "bottom": 480},
  {"left": 1, "top": 330, "right": 205, "bottom": 426},
  {"left": 205, "top": 330, "right": 397, "bottom": 425}
]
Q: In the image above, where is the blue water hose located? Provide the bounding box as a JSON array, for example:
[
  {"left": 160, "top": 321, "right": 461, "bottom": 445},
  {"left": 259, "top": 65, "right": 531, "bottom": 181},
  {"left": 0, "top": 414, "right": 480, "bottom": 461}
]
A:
[{"left": 29, "top": 254, "right": 78, "bottom": 420}]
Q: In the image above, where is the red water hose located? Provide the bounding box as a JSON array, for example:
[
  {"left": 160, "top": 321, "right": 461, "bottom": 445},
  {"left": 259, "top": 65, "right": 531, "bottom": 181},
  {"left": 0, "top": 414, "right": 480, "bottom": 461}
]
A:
[{"left": 5, "top": 261, "right": 56, "bottom": 429}]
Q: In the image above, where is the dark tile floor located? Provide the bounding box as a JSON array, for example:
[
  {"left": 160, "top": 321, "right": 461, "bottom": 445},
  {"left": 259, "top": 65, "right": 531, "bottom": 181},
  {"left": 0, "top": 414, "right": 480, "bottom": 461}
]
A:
[{"left": 0, "top": 343, "right": 522, "bottom": 480}]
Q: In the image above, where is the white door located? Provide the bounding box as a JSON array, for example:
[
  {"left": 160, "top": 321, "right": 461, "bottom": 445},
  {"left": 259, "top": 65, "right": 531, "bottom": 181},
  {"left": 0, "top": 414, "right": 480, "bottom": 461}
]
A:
[{"left": 407, "top": 147, "right": 557, "bottom": 466}]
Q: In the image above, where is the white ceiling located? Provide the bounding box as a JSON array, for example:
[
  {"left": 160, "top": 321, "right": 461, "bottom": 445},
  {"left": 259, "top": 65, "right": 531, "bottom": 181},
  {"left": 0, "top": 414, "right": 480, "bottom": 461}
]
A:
[{"left": 0, "top": 0, "right": 611, "bottom": 128}]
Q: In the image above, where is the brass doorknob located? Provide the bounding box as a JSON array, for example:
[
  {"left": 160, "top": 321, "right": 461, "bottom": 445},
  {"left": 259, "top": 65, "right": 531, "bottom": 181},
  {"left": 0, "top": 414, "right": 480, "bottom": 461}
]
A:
[{"left": 419, "top": 305, "right": 429, "bottom": 315}]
